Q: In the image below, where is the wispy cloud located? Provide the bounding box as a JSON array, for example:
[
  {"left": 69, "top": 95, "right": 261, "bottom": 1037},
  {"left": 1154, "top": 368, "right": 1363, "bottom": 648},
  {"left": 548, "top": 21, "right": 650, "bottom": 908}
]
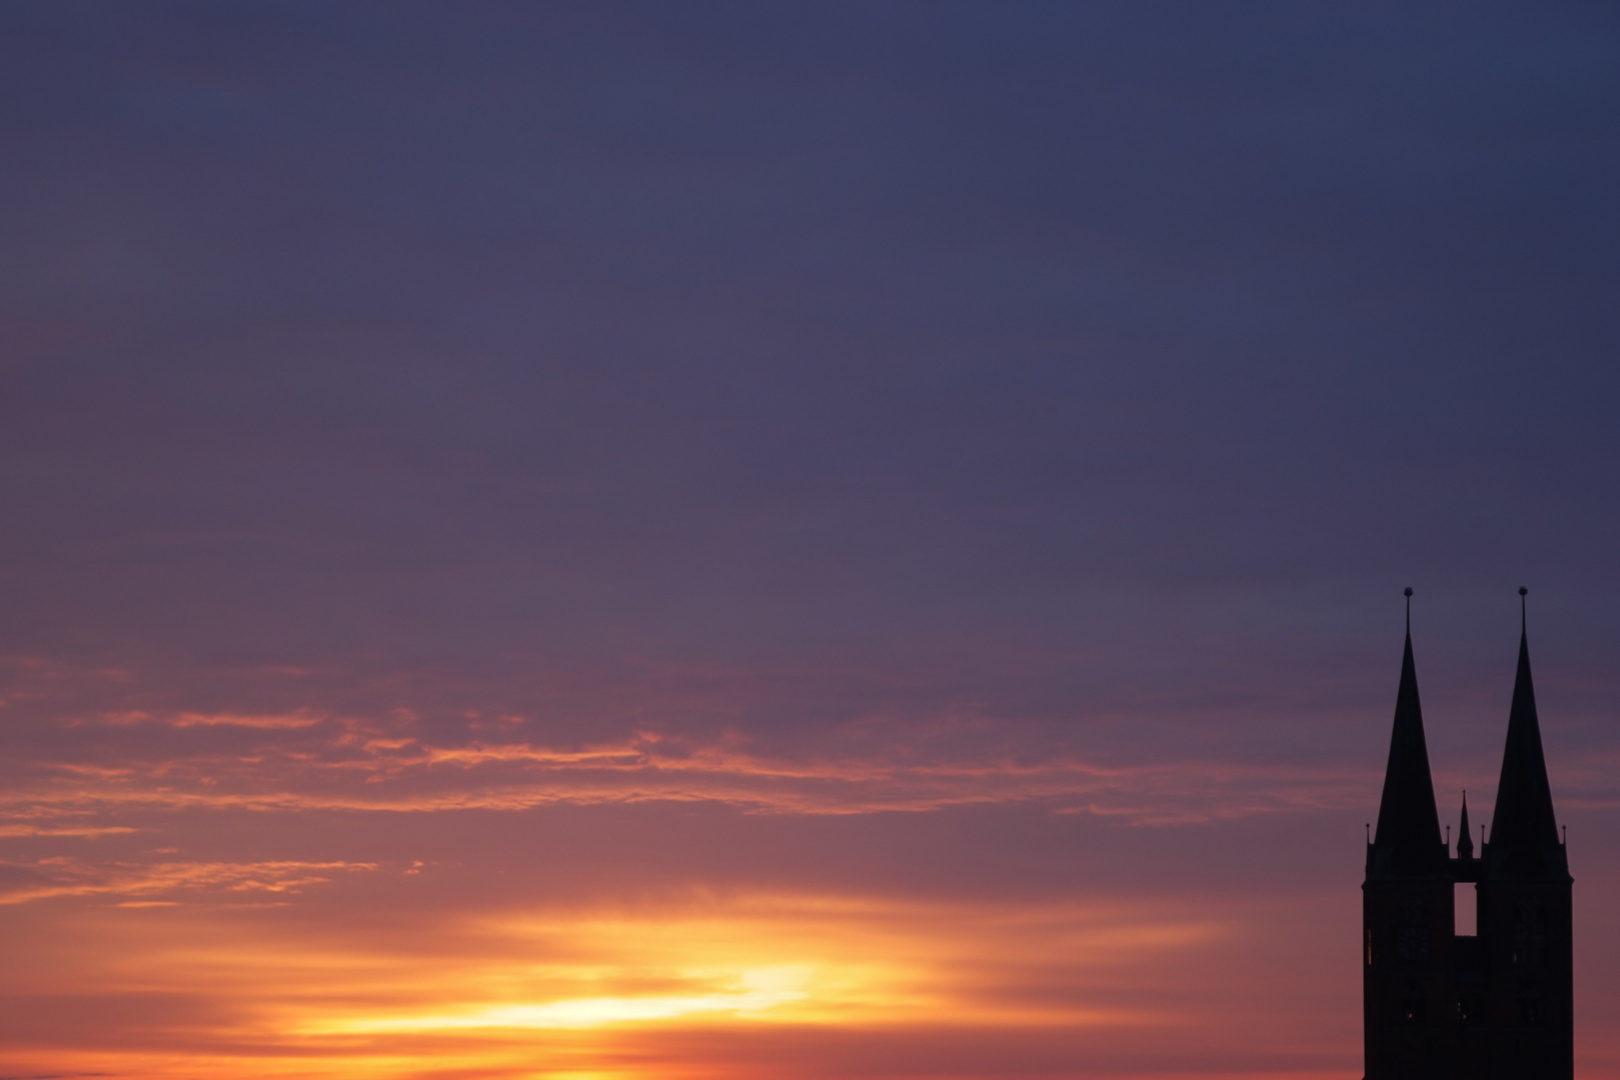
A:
[
  {"left": 92, "top": 711, "right": 324, "bottom": 729},
  {"left": 0, "top": 857, "right": 379, "bottom": 905},
  {"left": 0, "top": 825, "right": 137, "bottom": 838},
  {"left": 2, "top": 725, "right": 1380, "bottom": 823}
]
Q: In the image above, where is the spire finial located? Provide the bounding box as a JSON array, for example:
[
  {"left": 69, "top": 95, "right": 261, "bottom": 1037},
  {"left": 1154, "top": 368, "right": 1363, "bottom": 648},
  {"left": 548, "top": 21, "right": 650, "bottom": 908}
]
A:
[
  {"left": 1519, "top": 586, "right": 1528, "bottom": 634},
  {"left": 1457, "top": 789, "right": 1475, "bottom": 858},
  {"left": 1404, "top": 587, "right": 1413, "bottom": 633}
]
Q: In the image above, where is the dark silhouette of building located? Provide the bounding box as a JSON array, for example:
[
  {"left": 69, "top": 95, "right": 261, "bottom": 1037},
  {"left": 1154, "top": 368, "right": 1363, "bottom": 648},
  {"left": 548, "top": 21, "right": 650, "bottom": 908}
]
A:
[{"left": 1363, "top": 589, "right": 1572, "bottom": 1079}]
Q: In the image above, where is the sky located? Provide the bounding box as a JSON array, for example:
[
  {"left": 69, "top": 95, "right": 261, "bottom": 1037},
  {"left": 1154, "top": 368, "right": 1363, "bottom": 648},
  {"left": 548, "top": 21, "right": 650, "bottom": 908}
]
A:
[{"left": 2, "top": 2, "right": 1619, "bottom": 1078}]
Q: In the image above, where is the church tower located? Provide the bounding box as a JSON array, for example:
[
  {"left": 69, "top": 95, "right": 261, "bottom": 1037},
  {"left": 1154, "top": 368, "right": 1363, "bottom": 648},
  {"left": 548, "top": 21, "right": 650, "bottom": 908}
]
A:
[{"left": 1363, "top": 589, "right": 1572, "bottom": 1080}]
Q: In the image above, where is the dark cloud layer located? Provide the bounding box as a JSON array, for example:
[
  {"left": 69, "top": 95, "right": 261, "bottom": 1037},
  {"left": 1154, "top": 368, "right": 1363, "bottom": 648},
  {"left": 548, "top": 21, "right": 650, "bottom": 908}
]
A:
[
  {"left": 2, "top": 3, "right": 1619, "bottom": 1077},
  {"left": 5, "top": 1, "right": 1619, "bottom": 678}
]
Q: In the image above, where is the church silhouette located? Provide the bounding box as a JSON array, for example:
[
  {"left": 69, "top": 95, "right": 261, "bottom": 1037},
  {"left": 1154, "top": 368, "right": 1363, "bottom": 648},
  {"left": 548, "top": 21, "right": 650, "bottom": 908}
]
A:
[{"left": 1363, "top": 589, "right": 1572, "bottom": 1079}]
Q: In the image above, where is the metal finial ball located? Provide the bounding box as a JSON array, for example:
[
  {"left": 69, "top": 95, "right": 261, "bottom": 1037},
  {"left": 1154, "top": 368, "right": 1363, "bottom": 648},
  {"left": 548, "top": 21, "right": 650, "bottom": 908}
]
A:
[
  {"left": 1519, "top": 586, "right": 1528, "bottom": 596},
  {"left": 1404, "top": 587, "right": 1413, "bottom": 597}
]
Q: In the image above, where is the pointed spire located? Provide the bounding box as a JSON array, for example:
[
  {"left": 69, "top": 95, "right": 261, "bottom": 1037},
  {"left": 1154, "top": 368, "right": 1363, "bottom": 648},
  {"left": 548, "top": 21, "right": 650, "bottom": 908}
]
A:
[
  {"left": 1487, "top": 588, "right": 1566, "bottom": 878},
  {"left": 1369, "top": 589, "right": 1446, "bottom": 877},
  {"left": 1457, "top": 791, "right": 1474, "bottom": 859}
]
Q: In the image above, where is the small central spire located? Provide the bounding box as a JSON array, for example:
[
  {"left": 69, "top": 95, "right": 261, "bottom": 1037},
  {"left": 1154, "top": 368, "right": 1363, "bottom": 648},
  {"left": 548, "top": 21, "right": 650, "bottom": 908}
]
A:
[{"left": 1457, "top": 790, "right": 1474, "bottom": 859}]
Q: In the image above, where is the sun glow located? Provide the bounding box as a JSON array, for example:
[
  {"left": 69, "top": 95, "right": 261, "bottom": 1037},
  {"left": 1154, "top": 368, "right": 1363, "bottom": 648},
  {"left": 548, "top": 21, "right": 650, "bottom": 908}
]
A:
[
  {"left": 321, "top": 966, "right": 809, "bottom": 1031},
  {"left": 1, "top": 883, "right": 1225, "bottom": 1079},
  {"left": 286, "top": 899, "right": 959, "bottom": 1040}
]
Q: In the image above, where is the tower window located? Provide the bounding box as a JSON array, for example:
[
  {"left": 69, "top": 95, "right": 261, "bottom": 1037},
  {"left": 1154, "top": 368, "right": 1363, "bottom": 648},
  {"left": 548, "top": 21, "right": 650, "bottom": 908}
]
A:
[
  {"left": 1455, "top": 882, "right": 1476, "bottom": 936},
  {"left": 1396, "top": 900, "right": 1430, "bottom": 962},
  {"left": 1512, "top": 903, "right": 1547, "bottom": 965}
]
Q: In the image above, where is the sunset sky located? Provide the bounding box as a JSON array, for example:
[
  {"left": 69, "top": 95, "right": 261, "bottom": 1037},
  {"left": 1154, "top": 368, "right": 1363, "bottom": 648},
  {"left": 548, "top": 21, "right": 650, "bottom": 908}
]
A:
[{"left": 3, "top": 3, "right": 1620, "bottom": 1078}]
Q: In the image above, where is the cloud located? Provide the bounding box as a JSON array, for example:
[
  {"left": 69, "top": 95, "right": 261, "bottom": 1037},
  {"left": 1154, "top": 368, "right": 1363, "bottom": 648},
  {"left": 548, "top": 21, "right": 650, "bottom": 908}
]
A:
[
  {"left": 0, "top": 826, "right": 136, "bottom": 838},
  {"left": 0, "top": 857, "right": 379, "bottom": 906},
  {"left": 92, "top": 711, "right": 323, "bottom": 729},
  {"left": 2, "top": 724, "right": 1381, "bottom": 824}
]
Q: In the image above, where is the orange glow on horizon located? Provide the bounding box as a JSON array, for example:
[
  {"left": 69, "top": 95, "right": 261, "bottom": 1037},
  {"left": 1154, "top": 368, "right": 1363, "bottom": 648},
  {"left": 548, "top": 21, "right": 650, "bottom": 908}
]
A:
[{"left": 0, "top": 886, "right": 1232, "bottom": 1079}]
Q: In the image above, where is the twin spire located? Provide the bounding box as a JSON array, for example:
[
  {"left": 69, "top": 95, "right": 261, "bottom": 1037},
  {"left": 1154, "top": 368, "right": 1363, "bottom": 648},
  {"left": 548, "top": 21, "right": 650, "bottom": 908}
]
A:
[
  {"left": 1367, "top": 587, "right": 1565, "bottom": 880},
  {"left": 1369, "top": 588, "right": 1445, "bottom": 876},
  {"left": 1488, "top": 588, "right": 1565, "bottom": 875}
]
